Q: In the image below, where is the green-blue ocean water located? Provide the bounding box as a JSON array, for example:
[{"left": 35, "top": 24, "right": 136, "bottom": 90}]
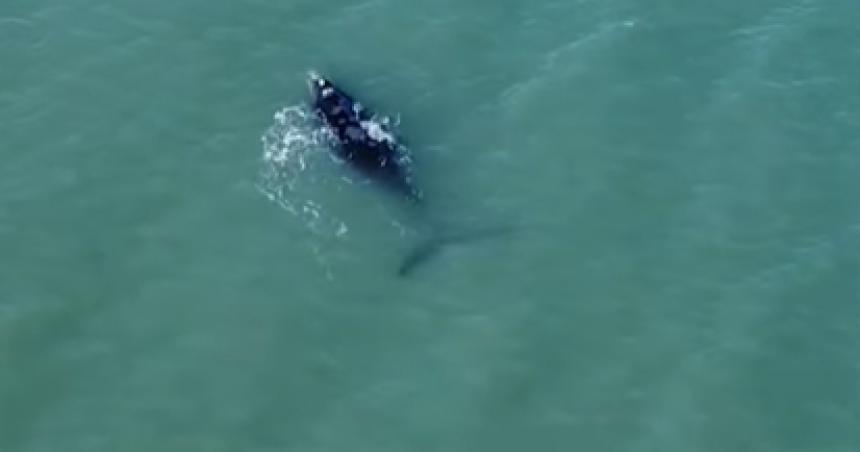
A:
[{"left": 1, "top": 0, "right": 859, "bottom": 451}]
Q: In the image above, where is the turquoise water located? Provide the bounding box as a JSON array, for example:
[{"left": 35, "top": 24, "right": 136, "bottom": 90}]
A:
[{"left": 2, "top": 0, "right": 859, "bottom": 450}]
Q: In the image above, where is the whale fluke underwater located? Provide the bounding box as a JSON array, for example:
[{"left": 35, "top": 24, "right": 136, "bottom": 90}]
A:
[{"left": 305, "top": 71, "right": 514, "bottom": 276}]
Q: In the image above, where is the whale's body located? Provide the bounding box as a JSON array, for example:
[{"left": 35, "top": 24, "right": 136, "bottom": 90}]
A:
[
  {"left": 307, "top": 72, "right": 420, "bottom": 201},
  {"left": 304, "top": 72, "right": 514, "bottom": 276}
]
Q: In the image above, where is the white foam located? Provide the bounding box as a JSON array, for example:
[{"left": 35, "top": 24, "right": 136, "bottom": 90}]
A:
[{"left": 257, "top": 105, "right": 348, "bottom": 239}]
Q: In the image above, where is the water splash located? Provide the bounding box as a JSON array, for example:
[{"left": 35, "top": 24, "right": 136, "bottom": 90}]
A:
[{"left": 257, "top": 105, "right": 349, "bottom": 239}]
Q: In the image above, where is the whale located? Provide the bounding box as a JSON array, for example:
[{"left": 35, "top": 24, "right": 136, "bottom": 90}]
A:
[
  {"left": 304, "top": 71, "right": 515, "bottom": 276},
  {"left": 307, "top": 71, "right": 421, "bottom": 202}
]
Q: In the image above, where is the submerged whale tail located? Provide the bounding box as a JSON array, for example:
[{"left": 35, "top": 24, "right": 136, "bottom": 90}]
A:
[{"left": 397, "top": 224, "right": 517, "bottom": 277}]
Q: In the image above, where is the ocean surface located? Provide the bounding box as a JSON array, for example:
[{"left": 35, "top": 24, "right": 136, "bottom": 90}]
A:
[{"left": 1, "top": 0, "right": 859, "bottom": 451}]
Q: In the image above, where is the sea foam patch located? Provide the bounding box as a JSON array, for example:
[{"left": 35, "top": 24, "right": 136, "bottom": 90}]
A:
[{"left": 257, "top": 105, "right": 349, "bottom": 239}]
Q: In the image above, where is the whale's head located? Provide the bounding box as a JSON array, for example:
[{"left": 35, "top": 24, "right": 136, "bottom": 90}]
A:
[{"left": 306, "top": 70, "right": 334, "bottom": 102}]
